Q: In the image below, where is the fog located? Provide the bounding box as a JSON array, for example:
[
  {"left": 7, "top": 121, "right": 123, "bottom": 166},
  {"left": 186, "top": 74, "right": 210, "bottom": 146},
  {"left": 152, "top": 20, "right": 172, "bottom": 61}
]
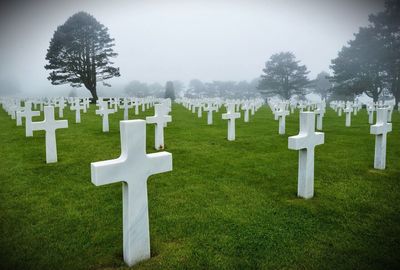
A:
[{"left": 0, "top": 0, "right": 384, "bottom": 97}]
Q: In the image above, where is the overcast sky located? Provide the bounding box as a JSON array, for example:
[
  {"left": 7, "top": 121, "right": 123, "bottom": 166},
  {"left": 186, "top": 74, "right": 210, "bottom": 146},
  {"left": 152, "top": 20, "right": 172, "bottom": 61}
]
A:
[{"left": 0, "top": 0, "right": 384, "bottom": 96}]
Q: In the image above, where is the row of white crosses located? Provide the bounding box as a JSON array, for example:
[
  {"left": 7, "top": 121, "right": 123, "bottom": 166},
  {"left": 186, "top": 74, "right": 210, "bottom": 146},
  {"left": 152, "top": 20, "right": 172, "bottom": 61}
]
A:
[
  {"left": 1, "top": 96, "right": 172, "bottom": 164},
  {"left": 177, "top": 98, "right": 263, "bottom": 127},
  {"left": 2, "top": 99, "right": 69, "bottom": 163},
  {"left": 268, "top": 99, "right": 326, "bottom": 135}
]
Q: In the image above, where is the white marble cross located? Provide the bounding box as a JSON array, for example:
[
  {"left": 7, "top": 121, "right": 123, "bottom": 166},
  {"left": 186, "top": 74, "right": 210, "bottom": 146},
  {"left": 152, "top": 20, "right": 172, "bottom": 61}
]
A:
[
  {"left": 275, "top": 105, "right": 289, "bottom": 135},
  {"left": 58, "top": 98, "right": 66, "bottom": 118},
  {"left": 242, "top": 103, "right": 250, "bottom": 122},
  {"left": 370, "top": 108, "right": 392, "bottom": 170},
  {"left": 288, "top": 112, "right": 324, "bottom": 199},
  {"left": 16, "top": 106, "right": 24, "bottom": 126},
  {"left": 197, "top": 104, "right": 203, "bottom": 118},
  {"left": 314, "top": 105, "right": 325, "bottom": 130},
  {"left": 222, "top": 103, "right": 240, "bottom": 141},
  {"left": 21, "top": 101, "right": 41, "bottom": 137},
  {"left": 120, "top": 98, "right": 132, "bottom": 120},
  {"left": 146, "top": 104, "right": 172, "bottom": 150},
  {"left": 204, "top": 103, "right": 217, "bottom": 125},
  {"left": 96, "top": 101, "right": 115, "bottom": 132},
  {"left": 31, "top": 106, "right": 68, "bottom": 163},
  {"left": 91, "top": 120, "right": 172, "bottom": 267},
  {"left": 344, "top": 105, "right": 353, "bottom": 127},
  {"left": 134, "top": 99, "right": 141, "bottom": 115},
  {"left": 367, "top": 105, "right": 375, "bottom": 124},
  {"left": 71, "top": 98, "right": 84, "bottom": 123}
]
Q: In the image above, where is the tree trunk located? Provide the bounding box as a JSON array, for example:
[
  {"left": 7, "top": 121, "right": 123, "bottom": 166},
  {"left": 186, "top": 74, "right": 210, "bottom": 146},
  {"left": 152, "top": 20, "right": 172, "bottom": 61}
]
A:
[{"left": 89, "top": 86, "right": 98, "bottom": 104}]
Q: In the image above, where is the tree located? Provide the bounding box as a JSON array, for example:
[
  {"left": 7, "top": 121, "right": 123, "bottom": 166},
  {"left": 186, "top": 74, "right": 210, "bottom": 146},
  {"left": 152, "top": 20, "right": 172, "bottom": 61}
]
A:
[
  {"left": 164, "top": 81, "right": 175, "bottom": 100},
  {"left": 369, "top": 0, "right": 400, "bottom": 107},
  {"left": 185, "top": 79, "right": 206, "bottom": 98},
  {"left": 330, "top": 27, "right": 386, "bottom": 102},
  {"left": 258, "top": 52, "right": 310, "bottom": 100},
  {"left": 310, "top": 71, "right": 332, "bottom": 100},
  {"left": 45, "top": 12, "right": 120, "bottom": 102},
  {"left": 172, "top": 80, "right": 185, "bottom": 98}
]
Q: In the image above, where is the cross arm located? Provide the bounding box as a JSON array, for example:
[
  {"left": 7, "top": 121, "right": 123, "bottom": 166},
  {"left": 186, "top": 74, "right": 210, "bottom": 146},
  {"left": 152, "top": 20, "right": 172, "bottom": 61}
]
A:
[
  {"left": 91, "top": 158, "right": 127, "bottom": 186},
  {"left": 146, "top": 152, "right": 172, "bottom": 177}
]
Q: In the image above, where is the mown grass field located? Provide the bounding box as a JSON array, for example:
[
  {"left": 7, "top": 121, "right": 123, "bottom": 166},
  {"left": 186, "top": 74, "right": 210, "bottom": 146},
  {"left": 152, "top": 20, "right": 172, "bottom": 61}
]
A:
[{"left": 1, "top": 102, "right": 400, "bottom": 270}]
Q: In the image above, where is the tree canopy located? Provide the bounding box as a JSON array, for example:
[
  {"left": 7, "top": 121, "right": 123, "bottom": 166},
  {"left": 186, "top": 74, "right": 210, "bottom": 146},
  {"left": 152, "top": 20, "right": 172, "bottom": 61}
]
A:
[
  {"left": 258, "top": 52, "right": 310, "bottom": 100},
  {"left": 45, "top": 11, "right": 120, "bottom": 101},
  {"left": 164, "top": 81, "right": 176, "bottom": 101},
  {"left": 330, "top": 0, "right": 399, "bottom": 104},
  {"left": 309, "top": 71, "right": 332, "bottom": 100}
]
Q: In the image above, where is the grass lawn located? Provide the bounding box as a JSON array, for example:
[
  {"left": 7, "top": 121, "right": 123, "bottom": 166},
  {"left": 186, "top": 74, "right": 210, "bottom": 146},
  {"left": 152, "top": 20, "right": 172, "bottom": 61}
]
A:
[{"left": 1, "top": 103, "right": 399, "bottom": 270}]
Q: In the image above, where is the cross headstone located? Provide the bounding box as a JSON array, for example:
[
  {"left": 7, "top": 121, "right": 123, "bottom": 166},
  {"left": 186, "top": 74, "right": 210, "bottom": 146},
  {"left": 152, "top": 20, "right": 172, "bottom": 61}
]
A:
[
  {"left": 288, "top": 112, "right": 324, "bottom": 199},
  {"left": 242, "top": 103, "right": 250, "bottom": 123},
  {"left": 21, "top": 101, "right": 41, "bottom": 137},
  {"left": 58, "top": 98, "right": 66, "bottom": 118},
  {"left": 314, "top": 104, "right": 325, "bottom": 130},
  {"left": 204, "top": 102, "right": 217, "bottom": 125},
  {"left": 31, "top": 106, "right": 68, "bottom": 163},
  {"left": 370, "top": 108, "right": 392, "bottom": 169},
  {"left": 367, "top": 105, "right": 375, "bottom": 124},
  {"left": 146, "top": 104, "right": 172, "bottom": 150},
  {"left": 120, "top": 98, "right": 132, "bottom": 120},
  {"left": 71, "top": 98, "right": 84, "bottom": 123},
  {"left": 275, "top": 105, "right": 289, "bottom": 135},
  {"left": 222, "top": 103, "right": 240, "bottom": 141},
  {"left": 96, "top": 101, "right": 115, "bottom": 132},
  {"left": 134, "top": 99, "right": 140, "bottom": 115},
  {"left": 16, "top": 106, "right": 24, "bottom": 126},
  {"left": 197, "top": 103, "right": 203, "bottom": 118},
  {"left": 344, "top": 105, "right": 353, "bottom": 127},
  {"left": 91, "top": 120, "right": 172, "bottom": 267}
]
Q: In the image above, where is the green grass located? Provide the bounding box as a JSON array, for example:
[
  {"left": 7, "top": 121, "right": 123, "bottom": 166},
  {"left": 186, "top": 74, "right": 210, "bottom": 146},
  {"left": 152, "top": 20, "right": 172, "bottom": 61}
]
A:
[{"left": 0, "top": 103, "right": 399, "bottom": 270}]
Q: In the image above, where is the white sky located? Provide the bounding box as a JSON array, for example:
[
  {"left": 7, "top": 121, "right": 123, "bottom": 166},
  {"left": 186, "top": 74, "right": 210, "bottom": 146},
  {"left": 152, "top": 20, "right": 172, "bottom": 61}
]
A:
[{"left": 0, "top": 0, "right": 384, "bottom": 96}]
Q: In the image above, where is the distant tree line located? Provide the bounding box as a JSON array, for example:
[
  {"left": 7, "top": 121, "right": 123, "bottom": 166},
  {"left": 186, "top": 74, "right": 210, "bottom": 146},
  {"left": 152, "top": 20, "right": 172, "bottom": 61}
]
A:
[
  {"left": 258, "top": 0, "right": 399, "bottom": 106},
  {"left": 184, "top": 79, "right": 261, "bottom": 99},
  {"left": 41, "top": 1, "right": 398, "bottom": 106}
]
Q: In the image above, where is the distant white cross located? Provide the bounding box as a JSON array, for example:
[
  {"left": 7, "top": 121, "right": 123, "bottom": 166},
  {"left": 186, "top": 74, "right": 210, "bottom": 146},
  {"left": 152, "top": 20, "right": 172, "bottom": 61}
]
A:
[
  {"left": 288, "top": 112, "right": 324, "bottom": 199},
  {"left": 70, "top": 98, "right": 84, "bottom": 123},
  {"left": 58, "top": 98, "right": 66, "bottom": 118},
  {"left": 21, "top": 101, "right": 41, "bottom": 137},
  {"left": 197, "top": 103, "right": 203, "bottom": 118},
  {"left": 146, "top": 104, "right": 172, "bottom": 150},
  {"left": 344, "top": 105, "right": 353, "bottom": 127},
  {"left": 91, "top": 120, "right": 172, "bottom": 267},
  {"left": 120, "top": 98, "right": 132, "bottom": 120},
  {"left": 314, "top": 105, "right": 325, "bottom": 130},
  {"left": 275, "top": 105, "right": 289, "bottom": 135},
  {"left": 367, "top": 105, "right": 375, "bottom": 124},
  {"left": 204, "top": 102, "right": 217, "bottom": 125},
  {"left": 96, "top": 101, "right": 115, "bottom": 132},
  {"left": 31, "top": 106, "right": 68, "bottom": 163},
  {"left": 15, "top": 105, "right": 24, "bottom": 126},
  {"left": 222, "top": 103, "right": 240, "bottom": 141},
  {"left": 370, "top": 108, "right": 392, "bottom": 170},
  {"left": 242, "top": 103, "right": 250, "bottom": 122}
]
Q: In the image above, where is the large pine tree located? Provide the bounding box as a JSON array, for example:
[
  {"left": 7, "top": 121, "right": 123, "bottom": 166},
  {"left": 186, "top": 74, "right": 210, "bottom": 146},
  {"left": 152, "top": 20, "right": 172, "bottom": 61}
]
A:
[
  {"left": 45, "top": 12, "right": 120, "bottom": 102},
  {"left": 258, "top": 52, "right": 310, "bottom": 100}
]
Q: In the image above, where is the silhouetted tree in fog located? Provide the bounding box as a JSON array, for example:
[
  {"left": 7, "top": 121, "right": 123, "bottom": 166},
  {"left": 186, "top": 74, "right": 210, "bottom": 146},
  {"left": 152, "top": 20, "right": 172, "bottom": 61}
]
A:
[
  {"left": 164, "top": 81, "right": 176, "bottom": 100},
  {"left": 310, "top": 71, "right": 332, "bottom": 100},
  {"left": 258, "top": 52, "right": 310, "bottom": 100},
  {"left": 45, "top": 12, "right": 120, "bottom": 102}
]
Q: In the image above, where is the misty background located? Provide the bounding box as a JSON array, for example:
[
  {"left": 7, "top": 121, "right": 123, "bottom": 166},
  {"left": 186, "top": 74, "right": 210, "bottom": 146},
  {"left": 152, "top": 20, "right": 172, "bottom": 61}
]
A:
[{"left": 0, "top": 0, "right": 384, "bottom": 98}]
